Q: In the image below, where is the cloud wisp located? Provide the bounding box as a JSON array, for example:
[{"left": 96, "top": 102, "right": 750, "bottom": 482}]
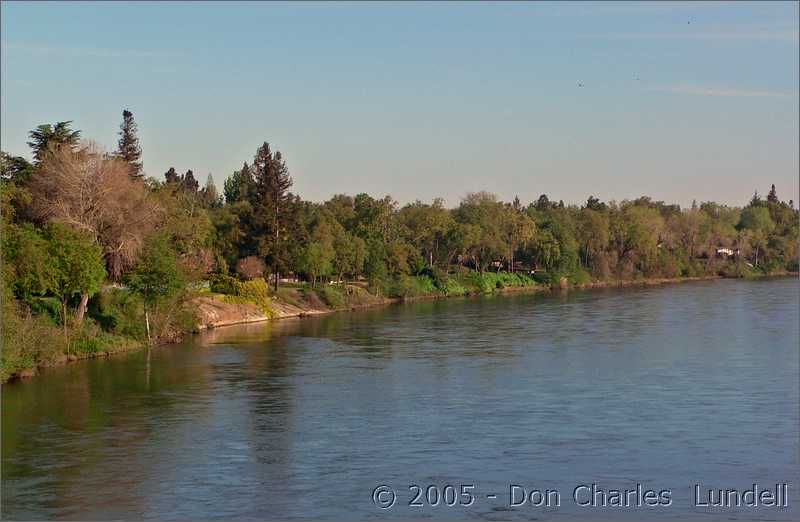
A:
[
  {"left": 647, "top": 84, "right": 791, "bottom": 98},
  {"left": 581, "top": 29, "right": 799, "bottom": 43},
  {"left": 1, "top": 42, "right": 176, "bottom": 59}
]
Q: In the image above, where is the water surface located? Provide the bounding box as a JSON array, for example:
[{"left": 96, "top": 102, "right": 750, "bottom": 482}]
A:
[{"left": 3, "top": 278, "right": 798, "bottom": 520}]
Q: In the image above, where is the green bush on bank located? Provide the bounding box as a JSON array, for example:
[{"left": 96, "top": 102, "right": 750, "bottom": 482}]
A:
[
  {"left": 319, "top": 284, "right": 347, "bottom": 308},
  {"left": 1, "top": 298, "right": 65, "bottom": 381},
  {"left": 209, "top": 274, "right": 272, "bottom": 316},
  {"left": 89, "top": 287, "right": 146, "bottom": 339}
]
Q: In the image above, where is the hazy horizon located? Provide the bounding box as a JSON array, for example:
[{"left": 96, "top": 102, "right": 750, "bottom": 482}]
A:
[{"left": 2, "top": 1, "right": 798, "bottom": 208}]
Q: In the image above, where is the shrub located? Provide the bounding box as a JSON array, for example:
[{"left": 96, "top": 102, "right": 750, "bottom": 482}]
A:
[
  {"left": 88, "top": 287, "right": 146, "bottom": 339},
  {"left": 210, "top": 275, "right": 272, "bottom": 315},
  {"left": 568, "top": 269, "right": 592, "bottom": 285},
  {"left": 1, "top": 298, "right": 65, "bottom": 381},
  {"left": 320, "top": 285, "right": 347, "bottom": 308}
]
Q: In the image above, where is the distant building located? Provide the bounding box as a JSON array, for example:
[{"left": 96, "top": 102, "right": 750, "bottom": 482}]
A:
[{"left": 715, "top": 247, "right": 740, "bottom": 258}]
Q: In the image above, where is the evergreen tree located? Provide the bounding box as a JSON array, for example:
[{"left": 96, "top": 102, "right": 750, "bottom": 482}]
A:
[
  {"left": 250, "top": 142, "right": 293, "bottom": 291},
  {"left": 223, "top": 162, "right": 253, "bottom": 203},
  {"left": 201, "top": 174, "right": 220, "bottom": 207},
  {"left": 181, "top": 170, "right": 199, "bottom": 192},
  {"left": 767, "top": 184, "right": 779, "bottom": 204},
  {"left": 164, "top": 167, "right": 180, "bottom": 184},
  {"left": 117, "top": 109, "right": 143, "bottom": 178},
  {"left": 27, "top": 121, "right": 81, "bottom": 163}
]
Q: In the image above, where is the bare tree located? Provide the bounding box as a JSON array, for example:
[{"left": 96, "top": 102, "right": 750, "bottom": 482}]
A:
[{"left": 30, "top": 142, "right": 164, "bottom": 289}]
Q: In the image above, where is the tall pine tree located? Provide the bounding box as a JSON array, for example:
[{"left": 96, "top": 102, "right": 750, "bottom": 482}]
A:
[
  {"left": 117, "top": 109, "right": 143, "bottom": 178},
  {"left": 250, "top": 142, "right": 293, "bottom": 291}
]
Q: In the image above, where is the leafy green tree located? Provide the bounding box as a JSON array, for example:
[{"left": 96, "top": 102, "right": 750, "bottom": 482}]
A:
[
  {"left": 398, "top": 198, "right": 453, "bottom": 269},
  {"left": 364, "top": 238, "right": 389, "bottom": 293},
  {"left": 577, "top": 208, "right": 609, "bottom": 271},
  {"left": 27, "top": 121, "right": 81, "bottom": 163},
  {"left": 117, "top": 109, "right": 143, "bottom": 178},
  {"left": 299, "top": 241, "right": 334, "bottom": 287},
  {"left": 333, "top": 230, "right": 366, "bottom": 282},
  {"left": 453, "top": 192, "right": 506, "bottom": 273},
  {"left": 44, "top": 223, "right": 106, "bottom": 335},
  {"left": 125, "top": 235, "right": 185, "bottom": 341},
  {"left": 738, "top": 206, "right": 774, "bottom": 266},
  {"left": 0, "top": 152, "right": 34, "bottom": 184},
  {"left": 2, "top": 223, "right": 54, "bottom": 301}
]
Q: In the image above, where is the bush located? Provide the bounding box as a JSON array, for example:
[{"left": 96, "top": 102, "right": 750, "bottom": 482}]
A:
[
  {"left": 210, "top": 275, "right": 272, "bottom": 315},
  {"left": 1, "top": 298, "right": 65, "bottom": 381},
  {"left": 88, "top": 287, "right": 146, "bottom": 339},
  {"left": 69, "top": 320, "right": 134, "bottom": 355},
  {"left": 568, "top": 269, "right": 592, "bottom": 285},
  {"left": 319, "top": 285, "right": 347, "bottom": 308}
]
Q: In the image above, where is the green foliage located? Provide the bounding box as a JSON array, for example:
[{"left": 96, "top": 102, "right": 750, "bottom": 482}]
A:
[
  {"left": 126, "top": 235, "right": 185, "bottom": 306},
  {"left": 1, "top": 296, "right": 65, "bottom": 381},
  {"left": 209, "top": 275, "right": 272, "bottom": 315},
  {"left": 44, "top": 222, "right": 107, "bottom": 318},
  {"left": 2, "top": 223, "right": 53, "bottom": 301},
  {"left": 88, "top": 287, "right": 146, "bottom": 338},
  {"left": 70, "top": 320, "right": 139, "bottom": 355},
  {"left": 26, "top": 121, "right": 81, "bottom": 163},
  {"left": 319, "top": 285, "right": 347, "bottom": 308}
]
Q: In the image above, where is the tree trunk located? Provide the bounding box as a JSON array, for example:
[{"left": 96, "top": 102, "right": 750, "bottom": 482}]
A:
[
  {"left": 75, "top": 292, "right": 89, "bottom": 325},
  {"left": 145, "top": 306, "right": 151, "bottom": 342},
  {"left": 62, "top": 298, "right": 68, "bottom": 339}
]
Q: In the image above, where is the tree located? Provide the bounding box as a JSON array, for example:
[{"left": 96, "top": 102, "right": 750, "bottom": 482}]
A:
[
  {"left": 364, "top": 238, "right": 388, "bottom": 293},
  {"left": 164, "top": 167, "right": 181, "bottom": 184},
  {"left": 117, "top": 109, "right": 143, "bottom": 178},
  {"left": 201, "top": 174, "right": 221, "bottom": 207},
  {"left": 235, "top": 256, "right": 265, "bottom": 280},
  {"left": 2, "top": 223, "right": 54, "bottom": 301},
  {"left": 249, "top": 142, "right": 293, "bottom": 291},
  {"left": 333, "top": 230, "right": 366, "bottom": 282},
  {"left": 44, "top": 223, "right": 106, "bottom": 334},
  {"left": 125, "top": 235, "right": 185, "bottom": 341},
  {"left": 299, "top": 241, "right": 334, "bottom": 287},
  {"left": 738, "top": 206, "right": 774, "bottom": 266},
  {"left": 223, "top": 162, "right": 253, "bottom": 204},
  {"left": 398, "top": 198, "right": 453, "bottom": 269},
  {"left": 181, "top": 170, "right": 199, "bottom": 192},
  {"left": 27, "top": 121, "right": 81, "bottom": 163},
  {"left": 30, "top": 143, "right": 163, "bottom": 279},
  {"left": 577, "top": 208, "right": 609, "bottom": 271},
  {"left": 453, "top": 192, "right": 506, "bottom": 273},
  {"left": 0, "top": 152, "right": 34, "bottom": 183},
  {"left": 767, "top": 184, "right": 778, "bottom": 204}
]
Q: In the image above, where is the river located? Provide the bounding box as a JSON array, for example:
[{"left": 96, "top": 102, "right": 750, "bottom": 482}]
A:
[{"left": 2, "top": 278, "right": 798, "bottom": 520}]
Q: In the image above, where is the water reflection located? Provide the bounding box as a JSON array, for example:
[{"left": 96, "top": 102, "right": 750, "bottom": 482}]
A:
[{"left": 2, "top": 278, "right": 798, "bottom": 520}]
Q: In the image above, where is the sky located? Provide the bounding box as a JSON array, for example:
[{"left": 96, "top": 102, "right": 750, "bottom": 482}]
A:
[{"left": 2, "top": 1, "right": 798, "bottom": 208}]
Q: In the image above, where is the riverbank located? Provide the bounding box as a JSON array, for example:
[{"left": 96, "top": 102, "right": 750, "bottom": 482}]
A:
[{"left": 4, "top": 271, "right": 796, "bottom": 382}]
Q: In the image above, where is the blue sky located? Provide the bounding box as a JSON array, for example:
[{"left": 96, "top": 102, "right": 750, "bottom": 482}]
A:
[{"left": 2, "top": 1, "right": 798, "bottom": 207}]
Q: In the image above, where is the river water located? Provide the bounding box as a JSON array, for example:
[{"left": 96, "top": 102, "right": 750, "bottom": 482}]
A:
[{"left": 2, "top": 278, "right": 798, "bottom": 520}]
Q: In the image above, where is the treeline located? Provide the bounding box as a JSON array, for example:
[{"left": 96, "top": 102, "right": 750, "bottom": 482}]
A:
[{"left": 2, "top": 112, "right": 798, "bottom": 379}]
